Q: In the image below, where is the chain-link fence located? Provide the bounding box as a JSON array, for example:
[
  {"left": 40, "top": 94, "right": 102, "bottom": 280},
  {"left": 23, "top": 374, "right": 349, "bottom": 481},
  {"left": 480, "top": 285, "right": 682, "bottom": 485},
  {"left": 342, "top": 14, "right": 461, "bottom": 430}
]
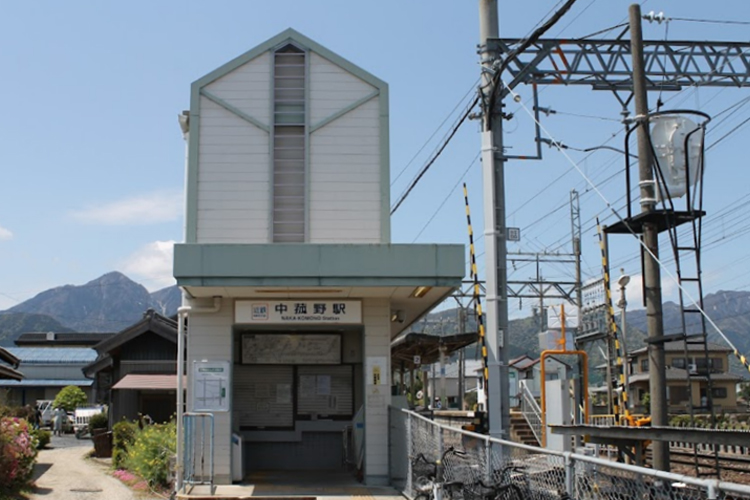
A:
[{"left": 389, "top": 407, "right": 750, "bottom": 500}]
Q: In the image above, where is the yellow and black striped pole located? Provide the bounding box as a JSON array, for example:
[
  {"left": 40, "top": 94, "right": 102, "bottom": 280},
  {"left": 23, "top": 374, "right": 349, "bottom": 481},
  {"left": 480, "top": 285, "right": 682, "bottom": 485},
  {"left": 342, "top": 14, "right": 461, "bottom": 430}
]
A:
[
  {"left": 596, "top": 220, "right": 630, "bottom": 422},
  {"left": 464, "top": 183, "right": 489, "bottom": 406}
]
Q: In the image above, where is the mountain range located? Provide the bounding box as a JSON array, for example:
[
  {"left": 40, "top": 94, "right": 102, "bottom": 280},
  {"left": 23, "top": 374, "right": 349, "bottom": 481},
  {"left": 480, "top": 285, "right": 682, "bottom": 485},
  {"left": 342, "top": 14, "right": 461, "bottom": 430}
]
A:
[
  {"left": 0, "top": 272, "right": 748, "bottom": 379},
  {"left": 0, "top": 272, "right": 181, "bottom": 346}
]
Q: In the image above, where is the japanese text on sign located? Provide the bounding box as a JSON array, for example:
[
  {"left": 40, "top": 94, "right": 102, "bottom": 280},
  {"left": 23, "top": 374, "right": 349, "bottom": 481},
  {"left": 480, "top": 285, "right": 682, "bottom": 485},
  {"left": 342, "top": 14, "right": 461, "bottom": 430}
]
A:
[{"left": 236, "top": 300, "right": 362, "bottom": 324}]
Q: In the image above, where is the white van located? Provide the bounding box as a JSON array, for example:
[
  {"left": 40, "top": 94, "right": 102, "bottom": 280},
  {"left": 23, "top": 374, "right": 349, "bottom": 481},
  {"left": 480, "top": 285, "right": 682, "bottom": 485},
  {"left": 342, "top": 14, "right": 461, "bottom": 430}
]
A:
[{"left": 36, "top": 400, "right": 54, "bottom": 427}]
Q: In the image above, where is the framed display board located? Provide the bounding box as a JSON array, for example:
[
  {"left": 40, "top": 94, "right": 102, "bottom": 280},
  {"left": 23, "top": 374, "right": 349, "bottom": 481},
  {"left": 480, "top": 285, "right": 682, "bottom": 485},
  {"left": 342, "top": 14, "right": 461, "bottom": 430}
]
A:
[
  {"left": 241, "top": 333, "right": 341, "bottom": 365},
  {"left": 192, "top": 360, "right": 230, "bottom": 412}
]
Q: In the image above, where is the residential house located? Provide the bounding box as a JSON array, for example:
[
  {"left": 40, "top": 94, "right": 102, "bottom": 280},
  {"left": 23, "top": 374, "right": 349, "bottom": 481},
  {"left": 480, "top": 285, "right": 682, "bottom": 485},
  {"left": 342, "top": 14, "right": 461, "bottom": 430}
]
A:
[
  {"left": 627, "top": 340, "right": 742, "bottom": 413},
  {"left": 84, "top": 309, "right": 178, "bottom": 424},
  {"left": 0, "top": 347, "right": 96, "bottom": 406}
]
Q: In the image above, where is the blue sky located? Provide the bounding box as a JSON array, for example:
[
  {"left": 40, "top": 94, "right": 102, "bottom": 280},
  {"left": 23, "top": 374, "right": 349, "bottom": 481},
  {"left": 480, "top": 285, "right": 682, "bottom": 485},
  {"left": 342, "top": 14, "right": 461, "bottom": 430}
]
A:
[{"left": 0, "top": 1, "right": 749, "bottom": 320}]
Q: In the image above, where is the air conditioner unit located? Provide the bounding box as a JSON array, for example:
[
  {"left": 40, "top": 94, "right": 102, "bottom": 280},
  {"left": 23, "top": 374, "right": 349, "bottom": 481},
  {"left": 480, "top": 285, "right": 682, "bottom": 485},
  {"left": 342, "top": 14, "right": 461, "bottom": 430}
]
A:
[{"left": 688, "top": 364, "right": 698, "bottom": 374}]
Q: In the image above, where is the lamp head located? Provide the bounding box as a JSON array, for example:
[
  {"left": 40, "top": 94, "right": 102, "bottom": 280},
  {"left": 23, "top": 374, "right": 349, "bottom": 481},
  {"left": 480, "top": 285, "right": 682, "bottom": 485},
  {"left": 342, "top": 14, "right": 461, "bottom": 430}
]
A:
[{"left": 617, "top": 273, "right": 630, "bottom": 288}]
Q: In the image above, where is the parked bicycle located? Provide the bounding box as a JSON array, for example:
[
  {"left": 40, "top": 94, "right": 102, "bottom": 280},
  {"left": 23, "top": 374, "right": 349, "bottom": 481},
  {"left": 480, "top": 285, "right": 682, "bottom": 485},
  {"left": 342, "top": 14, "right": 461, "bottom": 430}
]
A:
[
  {"left": 463, "top": 463, "right": 528, "bottom": 500},
  {"left": 412, "top": 446, "right": 468, "bottom": 500}
]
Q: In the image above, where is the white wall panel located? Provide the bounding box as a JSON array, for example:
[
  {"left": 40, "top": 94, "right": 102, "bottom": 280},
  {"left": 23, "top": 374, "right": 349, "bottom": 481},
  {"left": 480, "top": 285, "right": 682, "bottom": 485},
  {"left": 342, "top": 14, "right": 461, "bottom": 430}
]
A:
[
  {"left": 309, "top": 98, "right": 381, "bottom": 243},
  {"left": 309, "top": 53, "right": 376, "bottom": 124},
  {"left": 362, "top": 298, "right": 391, "bottom": 480},
  {"left": 204, "top": 52, "right": 271, "bottom": 125},
  {"left": 185, "top": 300, "right": 234, "bottom": 483},
  {"left": 197, "top": 97, "right": 270, "bottom": 243}
]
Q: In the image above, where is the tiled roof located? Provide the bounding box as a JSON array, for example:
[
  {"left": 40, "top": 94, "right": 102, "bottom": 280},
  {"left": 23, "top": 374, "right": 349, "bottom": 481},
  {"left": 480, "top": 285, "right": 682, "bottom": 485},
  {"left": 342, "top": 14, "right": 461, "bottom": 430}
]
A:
[
  {"left": 5, "top": 348, "right": 97, "bottom": 364},
  {"left": 15, "top": 332, "right": 115, "bottom": 347},
  {"left": 629, "top": 340, "right": 731, "bottom": 357},
  {"left": 0, "top": 379, "right": 93, "bottom": 387},
  {"left": 628, "top": 367, "right": 743, "bottom": 384}
]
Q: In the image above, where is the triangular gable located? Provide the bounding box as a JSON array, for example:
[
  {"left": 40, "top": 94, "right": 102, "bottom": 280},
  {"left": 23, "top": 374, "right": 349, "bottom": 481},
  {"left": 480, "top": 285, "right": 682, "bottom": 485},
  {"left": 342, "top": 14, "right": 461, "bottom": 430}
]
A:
[
  {"left": 192, "top": 28, "right": 387, "bottom": 96},
  {"left": 94, "top": 310, "right": 177, "bottom": 355}
]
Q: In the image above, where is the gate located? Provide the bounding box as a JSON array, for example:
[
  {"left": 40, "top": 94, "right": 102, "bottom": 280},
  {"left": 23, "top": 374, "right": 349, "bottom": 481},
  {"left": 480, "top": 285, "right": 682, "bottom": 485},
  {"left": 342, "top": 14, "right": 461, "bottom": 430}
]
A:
[{"left": 182, "top": 412, "right": 214, "bottom": 494}]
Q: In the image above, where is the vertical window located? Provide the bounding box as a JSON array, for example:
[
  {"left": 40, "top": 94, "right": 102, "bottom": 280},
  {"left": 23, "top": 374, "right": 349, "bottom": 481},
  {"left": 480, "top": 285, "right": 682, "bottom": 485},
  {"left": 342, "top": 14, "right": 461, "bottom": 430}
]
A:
[
  {"left": 640, "top": 359, "right": 649, "bottom": 372},
  {"left": 273, "top": 45, "right": 306, "bottom": 243}
]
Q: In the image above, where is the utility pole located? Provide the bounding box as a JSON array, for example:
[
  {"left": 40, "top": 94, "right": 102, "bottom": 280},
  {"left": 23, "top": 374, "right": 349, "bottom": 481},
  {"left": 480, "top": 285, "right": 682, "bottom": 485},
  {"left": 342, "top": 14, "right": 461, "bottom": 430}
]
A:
[
  {"left": 629, "top": 3, "right": 669, "bottom": 472},
  {"left": 479, "top": 0, "right": 511, "bottom": 439},
  {"left": 458, "top": 306, "right": 466, "bottom": 409}
]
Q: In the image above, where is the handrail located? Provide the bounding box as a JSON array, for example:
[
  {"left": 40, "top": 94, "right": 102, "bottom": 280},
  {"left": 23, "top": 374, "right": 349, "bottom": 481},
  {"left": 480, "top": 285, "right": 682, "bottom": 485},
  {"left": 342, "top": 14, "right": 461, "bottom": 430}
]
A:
[{"left": 519, "top": 379, "right": 543, "bottom": 445}]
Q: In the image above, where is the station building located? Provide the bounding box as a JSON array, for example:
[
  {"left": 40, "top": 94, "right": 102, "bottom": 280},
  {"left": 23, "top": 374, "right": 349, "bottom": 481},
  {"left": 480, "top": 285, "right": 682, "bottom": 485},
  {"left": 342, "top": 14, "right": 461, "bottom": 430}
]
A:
[{"left": 173, "top": 29, "right": 464, "bottom": 485}]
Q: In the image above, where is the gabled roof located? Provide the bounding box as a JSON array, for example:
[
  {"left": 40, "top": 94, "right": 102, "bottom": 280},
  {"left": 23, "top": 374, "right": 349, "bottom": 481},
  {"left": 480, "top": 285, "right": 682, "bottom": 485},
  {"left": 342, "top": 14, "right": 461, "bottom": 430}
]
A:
[
  {"left": 15, "top": 332, "right": 115, "bottom": 347},
  {"left": 192, "top": 28, "right": 387, "bottom": 96},
  {"left": 629, "top": 340, "right": 731, "bottom": 357},
  {"left": 0, "top": 364, "right": 23, "bottom": 381},
  {"left": 0, "top": 346, "right": 19, "bottom": 368},
  {"left": 94, "top": 309, "right": 177, "bottom": 355},
  {"left": 85, "top": 310, "right": 177, "bottom": 378}
]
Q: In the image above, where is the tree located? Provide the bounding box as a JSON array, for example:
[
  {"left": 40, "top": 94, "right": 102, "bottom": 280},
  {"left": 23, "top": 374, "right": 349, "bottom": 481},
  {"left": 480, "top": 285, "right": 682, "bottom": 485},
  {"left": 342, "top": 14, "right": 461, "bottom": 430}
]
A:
[
  {"left": 739, "top": 382, "right": 750, "bottom": 402},
  {"left": 641, "top": 391, "right": 651, "bottom": 414},
  {"left": 53, "top": 386, "right": 87, "bottom": 412}
]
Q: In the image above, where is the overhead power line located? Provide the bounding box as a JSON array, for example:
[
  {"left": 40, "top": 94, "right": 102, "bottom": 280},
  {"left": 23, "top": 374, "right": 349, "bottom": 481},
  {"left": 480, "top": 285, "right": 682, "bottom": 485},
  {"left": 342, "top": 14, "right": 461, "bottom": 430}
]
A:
[{"left": 390, "top": 95, "right": 479, "bottom": 215}]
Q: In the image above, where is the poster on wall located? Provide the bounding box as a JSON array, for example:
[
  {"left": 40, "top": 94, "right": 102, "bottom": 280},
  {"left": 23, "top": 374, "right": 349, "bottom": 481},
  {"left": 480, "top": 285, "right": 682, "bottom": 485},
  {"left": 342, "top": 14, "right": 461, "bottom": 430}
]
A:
[
  {"left": 192, "top": 360, "right": 230, "bottom": 412},
  {"left": 241, "top": 334, "right": 341, "bottom": 364},
  {"left": 366, "top": 356, "right": 387, "bottom": 386}
]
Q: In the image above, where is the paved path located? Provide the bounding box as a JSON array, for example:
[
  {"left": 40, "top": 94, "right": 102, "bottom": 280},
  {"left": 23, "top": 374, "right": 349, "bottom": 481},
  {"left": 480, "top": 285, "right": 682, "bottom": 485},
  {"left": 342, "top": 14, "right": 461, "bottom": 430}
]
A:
[{"left": 27, "top": 434, "right": 158, "bottom": 500}]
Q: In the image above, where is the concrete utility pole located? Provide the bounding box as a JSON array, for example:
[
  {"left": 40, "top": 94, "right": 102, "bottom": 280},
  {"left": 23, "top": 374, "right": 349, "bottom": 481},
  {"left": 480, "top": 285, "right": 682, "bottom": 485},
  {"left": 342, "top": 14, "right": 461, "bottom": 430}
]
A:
[
  {"left": 479, "top": 0, "right": 511, "bottom": 439},
  {"left": 458, "top": 306, "right": 466, "bottom": 409},
  {"left": 629, "top": 3, "right": 669, "bottom": 472}
]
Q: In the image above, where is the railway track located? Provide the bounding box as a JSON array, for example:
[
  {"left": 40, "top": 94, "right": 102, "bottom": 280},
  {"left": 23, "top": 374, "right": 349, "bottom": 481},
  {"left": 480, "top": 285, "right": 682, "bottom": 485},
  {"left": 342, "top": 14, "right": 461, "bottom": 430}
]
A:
[{"left": 644, "top": 447, "right": 750, "bottom": 476}]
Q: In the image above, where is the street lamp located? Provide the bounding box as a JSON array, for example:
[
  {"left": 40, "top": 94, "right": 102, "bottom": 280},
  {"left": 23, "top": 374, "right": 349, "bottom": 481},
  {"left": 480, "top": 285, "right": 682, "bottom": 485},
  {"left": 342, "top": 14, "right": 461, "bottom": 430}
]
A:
[{"left": 617, "top": 270, "right": 632, "bottom": 410}]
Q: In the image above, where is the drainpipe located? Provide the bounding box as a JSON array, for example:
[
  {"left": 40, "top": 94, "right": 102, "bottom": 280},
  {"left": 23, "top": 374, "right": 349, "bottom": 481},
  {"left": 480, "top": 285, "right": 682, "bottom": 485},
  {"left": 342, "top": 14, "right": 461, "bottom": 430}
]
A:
[{"left": 175, "top": 296, "right": 221, "bottom": 493}]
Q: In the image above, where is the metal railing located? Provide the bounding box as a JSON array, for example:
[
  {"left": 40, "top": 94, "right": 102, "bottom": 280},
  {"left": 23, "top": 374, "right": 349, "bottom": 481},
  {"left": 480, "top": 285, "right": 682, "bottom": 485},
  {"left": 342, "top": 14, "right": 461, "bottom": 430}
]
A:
[
  {"left": 182, "top": 412, "right": 214, "bottom": 495},
  {"left": 389, "top": 406, "right": 750, "bottom": 500},
  {"left": 519, "top": 379, "right": 543, "bottom": 445}
]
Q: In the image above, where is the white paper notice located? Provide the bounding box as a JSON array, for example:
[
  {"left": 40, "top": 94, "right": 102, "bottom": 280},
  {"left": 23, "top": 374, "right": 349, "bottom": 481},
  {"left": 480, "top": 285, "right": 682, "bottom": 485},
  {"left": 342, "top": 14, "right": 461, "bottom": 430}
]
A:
[{"left": 316, "top": 375, "right": 331, "bottom": 396}]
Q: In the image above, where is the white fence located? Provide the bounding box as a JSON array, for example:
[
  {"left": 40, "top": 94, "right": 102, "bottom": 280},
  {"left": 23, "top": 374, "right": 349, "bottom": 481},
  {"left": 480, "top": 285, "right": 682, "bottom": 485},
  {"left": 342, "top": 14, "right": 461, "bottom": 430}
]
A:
[{"left": 389, "top": 407, "right": 750, "bottom": 500}]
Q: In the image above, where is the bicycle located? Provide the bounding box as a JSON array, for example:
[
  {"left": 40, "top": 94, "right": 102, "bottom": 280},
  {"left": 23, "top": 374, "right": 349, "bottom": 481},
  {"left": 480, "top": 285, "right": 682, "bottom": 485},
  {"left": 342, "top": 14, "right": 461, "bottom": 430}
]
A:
[
  {"left": 411, "top": 446, "right": 468, "bottom": 500},
  {"left": 463, "top": 463, "right": 527, "bottom": 500}
]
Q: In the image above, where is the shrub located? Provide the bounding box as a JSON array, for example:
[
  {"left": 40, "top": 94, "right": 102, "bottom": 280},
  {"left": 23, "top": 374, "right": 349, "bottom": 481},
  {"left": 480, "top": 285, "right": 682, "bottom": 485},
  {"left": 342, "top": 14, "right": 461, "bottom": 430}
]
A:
[
  {"left": 89, "top": 411, "right": 109, "bottom": 431},
  {"left": 112, "top": 420, "right": 138, "bottom": 469},
  {"left": 0, "top": 417, "right": 39, "bottom": 496},
  {"left": 125, "top": 421, "right": 176, "bottom": 487},
  {"left": 31, "top": 428, "right": 51, "bottom": 449},
  {"left": 53, "top": 385, "right": 87, "bottom": 412}
]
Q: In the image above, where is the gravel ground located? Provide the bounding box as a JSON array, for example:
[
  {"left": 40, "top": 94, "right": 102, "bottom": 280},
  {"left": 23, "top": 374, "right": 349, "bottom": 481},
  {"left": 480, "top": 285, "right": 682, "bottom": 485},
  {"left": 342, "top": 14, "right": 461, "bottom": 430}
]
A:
[{"left": 26, "top": 434, "right": 161, "bottom": 500}]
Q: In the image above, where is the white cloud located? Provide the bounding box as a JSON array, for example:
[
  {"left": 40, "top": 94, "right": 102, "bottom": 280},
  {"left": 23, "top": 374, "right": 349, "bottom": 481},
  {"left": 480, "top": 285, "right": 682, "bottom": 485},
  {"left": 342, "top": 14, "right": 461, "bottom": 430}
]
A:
[
  {"left": 120, "top": 240, "right": 176, "bottom": 291},
  {"left": 70, "top": 189, "right": 183, "bottom": 225},
  {"left": 0, "top": 225, "right": 13, "bottom": 240}
]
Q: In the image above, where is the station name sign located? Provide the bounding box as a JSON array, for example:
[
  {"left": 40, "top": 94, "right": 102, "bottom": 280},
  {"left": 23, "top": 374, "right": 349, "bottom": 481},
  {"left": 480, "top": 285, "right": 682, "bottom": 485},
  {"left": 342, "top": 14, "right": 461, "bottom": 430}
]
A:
[{"left": 235, "top": 300, "right": 362, "bottom": 324}]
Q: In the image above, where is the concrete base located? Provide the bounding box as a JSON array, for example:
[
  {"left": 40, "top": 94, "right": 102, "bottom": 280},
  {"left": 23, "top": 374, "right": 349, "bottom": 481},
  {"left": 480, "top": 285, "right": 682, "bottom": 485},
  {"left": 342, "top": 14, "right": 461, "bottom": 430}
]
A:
[
  {"left": 178, "top": 470, "right": 402, "bottom": 499},
  {"left": 364, "top": 475, "right": 390, "bottom": 486}
]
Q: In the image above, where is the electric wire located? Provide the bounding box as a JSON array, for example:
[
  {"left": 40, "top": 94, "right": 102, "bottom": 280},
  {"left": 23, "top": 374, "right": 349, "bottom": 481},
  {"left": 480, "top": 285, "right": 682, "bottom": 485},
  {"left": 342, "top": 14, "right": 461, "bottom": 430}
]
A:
[
  {"left": 391, "top": 79, "right": 479, "bottom": 188},
  {"left": 411, "top": 152, "right": 481, "bottom": 243},
  {"left": 390, "top": 94, "right": 479, "bottom": 215},
  {"left": 668, "top": 17, "right": 750, "bottom": 26}
]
